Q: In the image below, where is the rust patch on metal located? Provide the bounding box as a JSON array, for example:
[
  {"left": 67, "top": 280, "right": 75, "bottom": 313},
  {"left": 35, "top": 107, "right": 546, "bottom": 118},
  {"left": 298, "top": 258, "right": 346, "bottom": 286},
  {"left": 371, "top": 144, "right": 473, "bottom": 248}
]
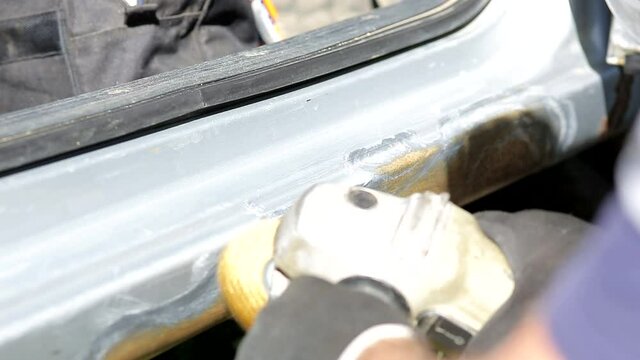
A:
[
  {"left": 105, "top": 302, "right": 228, "bottom": 360},
  {"left": 446, "top": 110, "right": 556, "bottom": 203},
  {"left": 369, "top": 110, "right": 557, "bottom": 204}
]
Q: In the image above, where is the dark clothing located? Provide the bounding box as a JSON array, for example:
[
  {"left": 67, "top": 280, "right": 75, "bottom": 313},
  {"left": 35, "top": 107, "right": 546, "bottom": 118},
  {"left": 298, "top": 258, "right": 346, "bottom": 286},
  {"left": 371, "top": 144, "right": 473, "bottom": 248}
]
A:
[
  {"left": 0, "top": 0, "right": 259, "bottom": 114},
  {"left": 546, "top": 198, "right": 640, "bottom": 360},
  {"left": 468, "top": 210, "right": 590, "bottom": 354}
]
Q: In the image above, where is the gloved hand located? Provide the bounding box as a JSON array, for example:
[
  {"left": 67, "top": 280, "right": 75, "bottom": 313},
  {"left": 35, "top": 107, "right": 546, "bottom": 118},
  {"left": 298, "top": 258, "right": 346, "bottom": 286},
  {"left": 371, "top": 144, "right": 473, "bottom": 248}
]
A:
[
  {"left": 272, "top": 184, "right": 514, "bottom": 333},
  {"left": 236, "top": 184, "right": 592, "bottom": 360}
]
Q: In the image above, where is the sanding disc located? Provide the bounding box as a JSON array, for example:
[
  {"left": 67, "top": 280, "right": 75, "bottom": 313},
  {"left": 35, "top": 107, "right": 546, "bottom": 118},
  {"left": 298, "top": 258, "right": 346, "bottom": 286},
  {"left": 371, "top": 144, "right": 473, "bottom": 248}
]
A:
[{"left": 217, "top": 219, "right": 280, "bottom": 329}]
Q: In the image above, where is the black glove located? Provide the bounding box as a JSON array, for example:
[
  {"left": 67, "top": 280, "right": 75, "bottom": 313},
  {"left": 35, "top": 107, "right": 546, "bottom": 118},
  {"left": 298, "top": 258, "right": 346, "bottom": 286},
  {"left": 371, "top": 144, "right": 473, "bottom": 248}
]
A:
[{"left": 235, "top": 276, "right": 414, "bottom": 360}]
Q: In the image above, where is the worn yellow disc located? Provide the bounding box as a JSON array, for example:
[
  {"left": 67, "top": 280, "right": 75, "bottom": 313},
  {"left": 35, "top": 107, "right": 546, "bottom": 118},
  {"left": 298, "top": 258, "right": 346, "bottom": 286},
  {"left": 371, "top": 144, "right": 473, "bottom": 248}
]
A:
[{"left": 217, "top": 219, "right": 280, "bottom": 330}]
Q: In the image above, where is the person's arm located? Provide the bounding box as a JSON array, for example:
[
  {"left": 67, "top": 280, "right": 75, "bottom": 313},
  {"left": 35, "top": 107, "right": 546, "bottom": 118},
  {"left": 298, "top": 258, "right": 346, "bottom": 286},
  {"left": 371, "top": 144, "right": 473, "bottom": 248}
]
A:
[
  {"left": 481, "top": 195, "right": 640, "bottom": 360},
  {"left": 235, "top": 276, "right": 428, "bottom": 360},
  {"left": 236, "top": 277, "right": 565, "bottom": 360},
  {"left": 235, "top": 185, "right": 590, "bottom": 360}
]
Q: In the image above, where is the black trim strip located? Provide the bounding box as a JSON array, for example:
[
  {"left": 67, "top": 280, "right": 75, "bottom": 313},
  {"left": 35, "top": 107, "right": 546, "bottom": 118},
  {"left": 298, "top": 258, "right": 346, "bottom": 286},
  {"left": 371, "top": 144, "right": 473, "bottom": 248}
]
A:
[{"left": 0, "top": 0, "right": 489, "bottom": 174}]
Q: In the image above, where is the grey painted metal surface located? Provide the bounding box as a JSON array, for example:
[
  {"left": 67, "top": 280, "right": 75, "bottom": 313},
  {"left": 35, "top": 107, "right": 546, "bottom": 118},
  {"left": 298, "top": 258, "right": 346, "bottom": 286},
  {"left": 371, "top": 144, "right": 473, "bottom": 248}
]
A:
[
  {"left": 0, "top": 0, "right": 611, "bottom": 358},
  {"left": 0, "top": 0, "right": 482, "bottom": 174}
]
